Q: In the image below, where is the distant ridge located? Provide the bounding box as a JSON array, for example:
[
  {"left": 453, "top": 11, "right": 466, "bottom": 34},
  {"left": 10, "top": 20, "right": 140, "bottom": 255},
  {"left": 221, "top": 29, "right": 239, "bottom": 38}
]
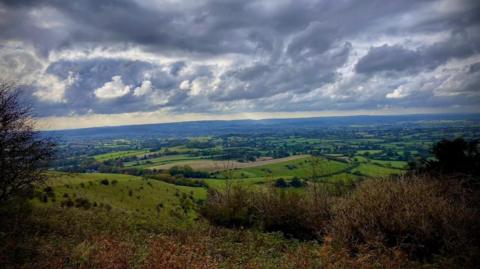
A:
[{"left": 43, "top": 113, "right": 480, "bottom": 139}]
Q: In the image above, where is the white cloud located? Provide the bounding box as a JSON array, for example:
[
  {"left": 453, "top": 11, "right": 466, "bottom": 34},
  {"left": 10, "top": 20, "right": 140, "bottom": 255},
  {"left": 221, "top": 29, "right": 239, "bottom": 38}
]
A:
[
  {"left": 34, "top": 72, "right": 76, "bottom": 102},
  {"left": 386, "top": 87, "right": 409, "bottom": 99},
  {"left": 179, "top": 80, "right": 191, "bottom": 90},
  {"left": 94, "top": 76, "right": 131, "bottom": 99},
  {"left": 133, "top": 80, "right": 152, "bottom": 96}
]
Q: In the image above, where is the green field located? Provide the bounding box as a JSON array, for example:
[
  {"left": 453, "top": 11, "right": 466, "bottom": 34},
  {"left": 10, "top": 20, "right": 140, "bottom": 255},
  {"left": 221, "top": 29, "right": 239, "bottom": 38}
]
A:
[
  {"left": 44, "top": 172, "right": 206, "bottom": 219},
  {"left": 123, "top": 154, "right": 204, "bottom": 168},
  {"left": 351, "top": 163, "right": 403, "bottom": 177},
  {"left": 229, "top": 157, "right": 350, "bottom": 179},
  {"left": 371, "top": 159, "right": 408, "bottom": 169},
  {"left": 93, "top": 150, "right": 150, "bottom": 161}
]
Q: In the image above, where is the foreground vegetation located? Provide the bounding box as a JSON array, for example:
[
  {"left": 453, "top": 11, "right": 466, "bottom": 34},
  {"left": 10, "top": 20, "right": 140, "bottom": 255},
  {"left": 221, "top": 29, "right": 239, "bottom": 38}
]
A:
[{"left": 1, "top": 173, "right": 479, "bottom": 268}]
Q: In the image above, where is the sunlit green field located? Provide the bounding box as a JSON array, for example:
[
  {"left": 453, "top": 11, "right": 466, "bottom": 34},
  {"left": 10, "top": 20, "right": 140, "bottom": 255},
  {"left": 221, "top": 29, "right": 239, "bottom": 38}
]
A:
[
  {"left": 228, "top": 157, "right": 350, "bottom": 179},
  {"left": 42, "top": 172, "right": 207, "bottom": 219},
  {"left": 93, "top": 150, "right": 150, "bottom": 161}
]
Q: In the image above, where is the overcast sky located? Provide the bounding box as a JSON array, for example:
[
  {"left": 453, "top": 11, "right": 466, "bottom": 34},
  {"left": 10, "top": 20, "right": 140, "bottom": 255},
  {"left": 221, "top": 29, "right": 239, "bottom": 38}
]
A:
[{"left": 1, "top": 0, "right": 479, "bottom": 129}]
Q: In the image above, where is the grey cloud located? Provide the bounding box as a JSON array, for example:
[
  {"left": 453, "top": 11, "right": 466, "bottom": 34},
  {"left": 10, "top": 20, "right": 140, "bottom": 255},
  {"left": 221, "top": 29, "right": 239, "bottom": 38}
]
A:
[
  {"left": 469, "top": 62, "right": 480, "bottom": 73},
  {"left": 1, "top": 0, "right": 480, "bottom": 117},
  {"left": 356, "top": 31, "right": 480, "bottom": 74},
  {"left": 355, "top": 45, "right": 419, "bottom": 74}
]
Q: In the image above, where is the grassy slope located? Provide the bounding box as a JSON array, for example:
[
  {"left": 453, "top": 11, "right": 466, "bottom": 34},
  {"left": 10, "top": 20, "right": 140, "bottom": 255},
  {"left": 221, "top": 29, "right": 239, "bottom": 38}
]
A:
[{"left": 44, "top": 172, "right": 207, "bottom": 218}]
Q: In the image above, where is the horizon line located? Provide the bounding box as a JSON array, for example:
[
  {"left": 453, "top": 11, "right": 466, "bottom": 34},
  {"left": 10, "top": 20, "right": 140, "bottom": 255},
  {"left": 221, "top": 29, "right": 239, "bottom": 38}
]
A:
[{"left": 40, "top": 111, "right": 480, "bottom": 132}]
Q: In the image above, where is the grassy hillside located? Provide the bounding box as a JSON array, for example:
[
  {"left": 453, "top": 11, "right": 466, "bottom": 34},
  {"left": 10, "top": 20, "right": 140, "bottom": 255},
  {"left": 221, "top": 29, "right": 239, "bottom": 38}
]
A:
[{"left": 42, "top": 172, "right": 207, "bottom": 220}]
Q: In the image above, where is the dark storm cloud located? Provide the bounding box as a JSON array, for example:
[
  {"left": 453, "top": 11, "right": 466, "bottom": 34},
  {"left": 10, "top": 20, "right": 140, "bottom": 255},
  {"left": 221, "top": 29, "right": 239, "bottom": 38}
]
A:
[
  {"left": 356, "top": 31, "right": 480, "bottom": 74},
  {"left": 1, "top": 0, "right": 480, "bottom": 118},
  {"left": 355, "top": 45, "right": 420, "bottom": 74},
  {"left": 0, "top": 0, "right": 442, "bottom": 56}
]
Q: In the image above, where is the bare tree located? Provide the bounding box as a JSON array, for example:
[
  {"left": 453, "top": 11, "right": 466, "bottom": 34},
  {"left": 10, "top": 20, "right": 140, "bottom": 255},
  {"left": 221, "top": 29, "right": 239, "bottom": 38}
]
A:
[{"left": 0, "top": 82, "right": 55, "bottom": 202}]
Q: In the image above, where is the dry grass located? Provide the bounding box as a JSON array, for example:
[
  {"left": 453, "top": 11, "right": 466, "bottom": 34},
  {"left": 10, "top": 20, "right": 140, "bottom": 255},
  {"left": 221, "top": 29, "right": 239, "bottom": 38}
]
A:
[
  {"left": 255, "top": 187, "right": 331, "bottom": 240},
  {"left": 329, "top": 176, "right": 479, "bottom": 260},
  {"left": 142, "top": 236, "right": 219, "bottom": 269},
  {"left": 200, "top": 184, "right": 332, "bottom": 240}
]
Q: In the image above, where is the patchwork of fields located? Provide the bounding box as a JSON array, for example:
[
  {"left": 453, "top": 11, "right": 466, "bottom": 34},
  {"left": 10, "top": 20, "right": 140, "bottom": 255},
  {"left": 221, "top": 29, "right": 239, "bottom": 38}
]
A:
[
  {"left": 48, "top": 122, "right": 479, "bottom": 220},
  {"left": 42, "top": 149, "right": 406, "bottom": 219}
]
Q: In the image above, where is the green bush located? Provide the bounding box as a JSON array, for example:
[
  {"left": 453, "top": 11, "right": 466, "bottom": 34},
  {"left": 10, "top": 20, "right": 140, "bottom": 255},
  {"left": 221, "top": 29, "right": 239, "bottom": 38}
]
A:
[{"left": 274, "top": 178, "right": 288, "bottom": 188}]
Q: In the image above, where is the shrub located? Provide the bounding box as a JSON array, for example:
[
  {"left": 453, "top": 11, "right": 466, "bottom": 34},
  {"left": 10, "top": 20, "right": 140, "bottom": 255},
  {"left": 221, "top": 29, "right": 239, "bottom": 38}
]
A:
[
  {"left": 148, "top": 174, "right": 208, "bottom": 188},
  {"left": 290, "top": 177, "right": 305, "bottom": 188},
  {"left": 169, "top": 165, "right": 210, "bottom": 178},
  {"left": 74, "top": 197, "right": 92, "bottom": 210},
  {"left": 61, "top": 198, "right": 74, "bottom": 208},
  {"left": 200, "top": 184, "right": 331, "bottom": 239},
  {"left": 100, "top": 179, "right": 109, "bottom": 186},
  {"left": 329, "top": 176, "right": 479, "bottom": 260},
  {"left": 43, "top": 186, "right": 54, "bottom": 196},
  {"left": 256, "top": 187, "right": 331, "bottom": 240},
  {"left": 274, "top": 178, "right": 288, "bottom": 188},
  {"left": 200, "top": 185, "right": 257, "bottom": 228}
]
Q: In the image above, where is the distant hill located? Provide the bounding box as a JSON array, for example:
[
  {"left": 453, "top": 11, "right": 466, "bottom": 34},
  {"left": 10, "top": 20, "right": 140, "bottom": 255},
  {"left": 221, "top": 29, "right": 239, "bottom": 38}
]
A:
[{"left": 44, "top": 113, "right": 480, "bottom": 139}]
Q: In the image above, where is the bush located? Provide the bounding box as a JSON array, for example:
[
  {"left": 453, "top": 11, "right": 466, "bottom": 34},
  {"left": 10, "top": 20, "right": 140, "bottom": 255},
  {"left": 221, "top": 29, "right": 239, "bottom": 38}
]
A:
[
  {"left": 74, "top": 197, "right": 92, "bottom": 210},
  {"left": 256, "top": 187, "right": 331, "bottom": 240},
  {"left": 329, "top": 176, "right": 479, "bottom": 260},
  {"left": 169, "top": 165, "right": 210, "bottom": 178},
  {"left": 290, "top": 177, "right": 305, "bottom": 188},
  {"left": 200, "top": 185, "right": 257, "bottom": 228},
  {"left": 148, "top": 174, "right": 208, "bottom": 188},
  {"left": 200, "top": 184, "right": 331, "bottom": 239},
  {"left": 274, "top": 178, "right": 288, "bottom": 188},
  {"left": 61, "top": 198, "right": 74, "bottom": 208},
  {"left": 100, "top": 179, "right": 109, "bottom": 186}
]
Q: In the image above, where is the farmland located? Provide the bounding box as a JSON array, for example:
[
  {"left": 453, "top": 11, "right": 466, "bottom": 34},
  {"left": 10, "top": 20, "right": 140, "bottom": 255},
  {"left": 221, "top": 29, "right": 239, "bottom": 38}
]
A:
[
  {"left": 40, "top": 116, "right": 480, "bottom": 214},
  {"left": 4, "top": 115, "right": 480, "bottom": 268},
  {"left": 50, "top": 116, "right": 480, "bottom": 184}
]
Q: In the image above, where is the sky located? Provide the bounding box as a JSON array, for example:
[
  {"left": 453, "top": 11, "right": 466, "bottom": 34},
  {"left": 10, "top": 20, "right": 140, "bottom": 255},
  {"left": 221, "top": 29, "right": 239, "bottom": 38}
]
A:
[{"left": 0, "top": 0, "right": 479, "bottom": 130}]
